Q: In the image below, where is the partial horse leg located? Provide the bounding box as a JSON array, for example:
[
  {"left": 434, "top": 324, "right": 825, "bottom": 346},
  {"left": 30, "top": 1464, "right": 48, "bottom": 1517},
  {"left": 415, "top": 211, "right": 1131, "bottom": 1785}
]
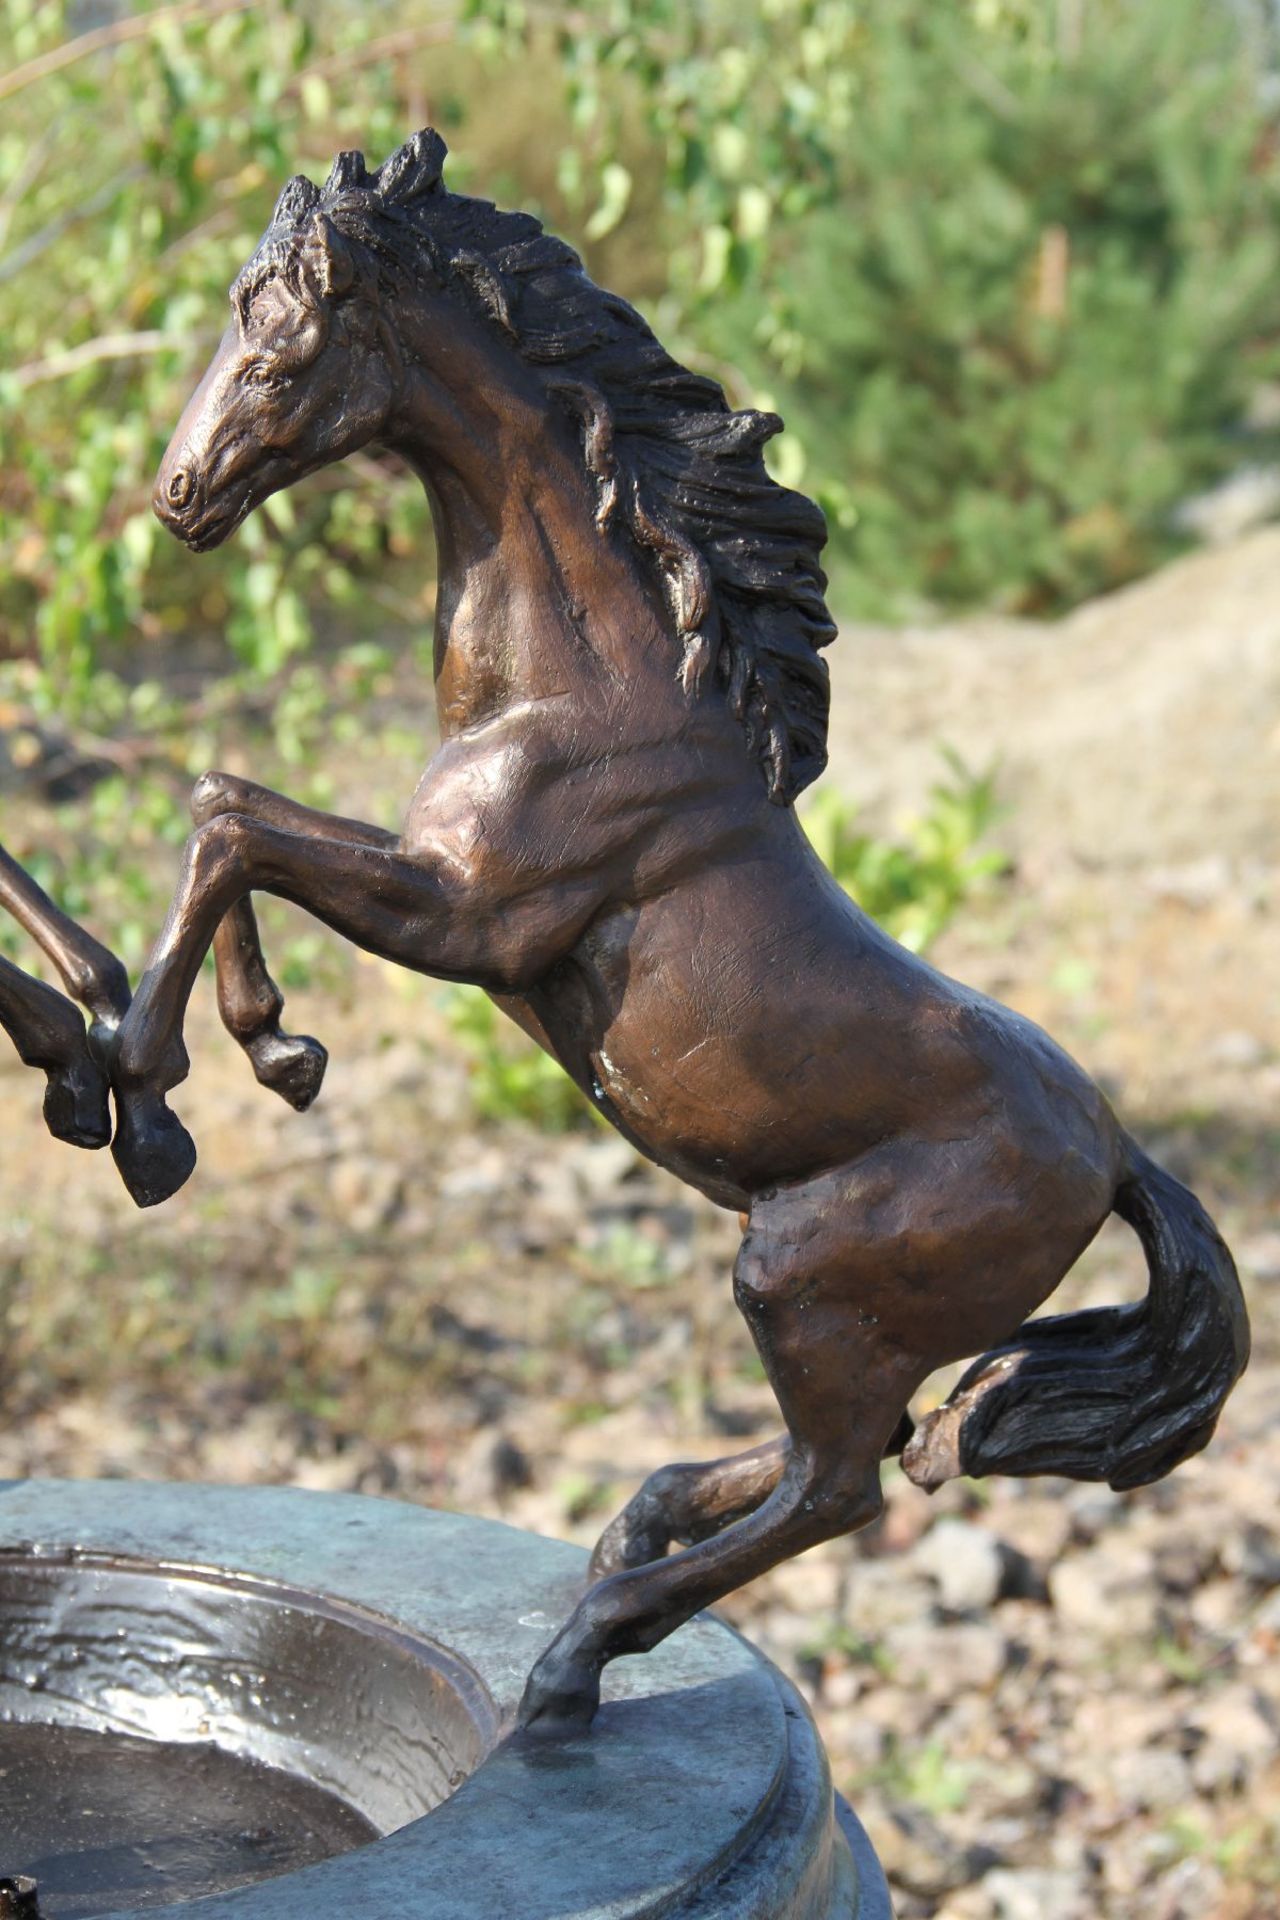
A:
[
  {"left": 519, "top": 1171, "right": 929, "bottom": 1732},
  {"left": 190, "top": 774, "right": 395, "bottom": 1111},
  {"left": 590, "top": 1438, "right": 790, "bottom": 1576},
  {"left": 0, "top": 954, "right": 111, "bottom": 1147},
  {"left": 589, "top": 1404, "right": 917, "bottom": 1577},
  {"left": 0, "top": 844, "right": 130, "bottom": 1032}
]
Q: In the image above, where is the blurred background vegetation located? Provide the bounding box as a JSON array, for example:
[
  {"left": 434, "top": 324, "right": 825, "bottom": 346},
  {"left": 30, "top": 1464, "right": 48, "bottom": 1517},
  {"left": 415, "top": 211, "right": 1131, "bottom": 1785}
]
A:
[{"left": 0, "top": 0, "right": 1278, "bottom": 1098}]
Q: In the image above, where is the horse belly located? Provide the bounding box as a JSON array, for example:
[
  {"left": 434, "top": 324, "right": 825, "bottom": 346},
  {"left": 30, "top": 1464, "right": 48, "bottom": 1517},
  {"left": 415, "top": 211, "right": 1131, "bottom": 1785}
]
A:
[{"left": 527, "top": 883, "right": 924, "bottom": 1205}]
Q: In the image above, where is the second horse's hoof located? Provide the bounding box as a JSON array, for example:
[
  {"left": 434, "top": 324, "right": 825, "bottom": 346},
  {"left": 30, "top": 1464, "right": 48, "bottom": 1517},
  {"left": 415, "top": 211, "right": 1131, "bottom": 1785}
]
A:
[
  {"left": 42, "top": 1057, "right": 112, "bottom": 1150},
  {"left": 246, "top": 1029, "right": 328, "bottom": 1111},
  {"left": 111, "top": 1092, "right": 198, "bottom": 1207}
]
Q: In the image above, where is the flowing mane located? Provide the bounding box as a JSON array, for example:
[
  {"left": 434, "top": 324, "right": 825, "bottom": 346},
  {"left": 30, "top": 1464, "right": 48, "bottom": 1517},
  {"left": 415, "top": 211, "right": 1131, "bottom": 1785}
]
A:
[{"left": 243, "top": 130, "right": 837, "bottom": 803}]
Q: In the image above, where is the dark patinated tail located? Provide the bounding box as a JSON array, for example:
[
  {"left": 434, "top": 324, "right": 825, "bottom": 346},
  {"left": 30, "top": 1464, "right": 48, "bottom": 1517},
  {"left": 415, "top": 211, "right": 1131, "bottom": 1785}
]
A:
[{"left": 902, "top": 1133, "right": 1250, "bottom": 1493}]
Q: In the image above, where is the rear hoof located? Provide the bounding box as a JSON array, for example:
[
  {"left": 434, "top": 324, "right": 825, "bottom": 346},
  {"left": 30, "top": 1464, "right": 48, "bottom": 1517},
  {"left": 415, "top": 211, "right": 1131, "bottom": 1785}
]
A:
[
  {"left": 42, "top": 1058, "right": 112, "bottom": 1150},
  {"left": 111, "top": 1092, "right": 197, "bottom": 1207},
  {"left": 517, "top": 1650, "right": 602, "bottom": 1738},
  {"left": 246, "top": 1029, "right": 328, "bottom": 1111},
  {"left": 589, "top": 1509, "right": 663, "bottom": 1580}
]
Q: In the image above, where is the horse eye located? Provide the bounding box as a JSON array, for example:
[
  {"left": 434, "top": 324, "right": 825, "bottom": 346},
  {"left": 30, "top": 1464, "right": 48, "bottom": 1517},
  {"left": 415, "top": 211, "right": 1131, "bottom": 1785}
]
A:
[{"left": 244, "top": 362, "right": 284, "bottom": 392}]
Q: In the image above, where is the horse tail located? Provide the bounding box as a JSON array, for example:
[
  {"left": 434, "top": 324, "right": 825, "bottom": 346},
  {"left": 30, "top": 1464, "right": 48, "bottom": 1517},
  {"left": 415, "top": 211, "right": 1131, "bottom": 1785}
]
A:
[{"left": 902, "top": 1133, "right": 1250, "bottom": 1493}]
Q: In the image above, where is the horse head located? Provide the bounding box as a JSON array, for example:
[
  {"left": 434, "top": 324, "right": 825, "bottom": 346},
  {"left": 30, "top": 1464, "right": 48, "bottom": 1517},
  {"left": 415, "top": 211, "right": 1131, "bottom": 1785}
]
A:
[
  {"left": 153, "top": 134, "right": 453, "bottom": 551},
  {"left": 154, "top": 129, "right": 836, "bottom": 806}
]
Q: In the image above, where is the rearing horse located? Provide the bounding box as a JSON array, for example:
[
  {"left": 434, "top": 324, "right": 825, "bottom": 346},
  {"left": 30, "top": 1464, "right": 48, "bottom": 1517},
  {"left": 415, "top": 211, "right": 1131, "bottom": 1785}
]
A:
[{"left": 112, "top": 132, "right": 1248, "bottom": 1732}]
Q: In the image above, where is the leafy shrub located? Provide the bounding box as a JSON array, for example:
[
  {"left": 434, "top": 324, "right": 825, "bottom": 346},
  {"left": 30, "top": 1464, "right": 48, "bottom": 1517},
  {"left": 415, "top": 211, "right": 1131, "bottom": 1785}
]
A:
[
  {"left": 510, "top": 0, "right": 1280, "bottom": 613},
  {"left": 440, "top": 985, "right": 594, "bottom": 1134},
  {"left": 801, "top": 751, "right": 1009, "bottom": 953},
  {"left": 4, "top": 0, "right": 1279, "bottom": 727}
]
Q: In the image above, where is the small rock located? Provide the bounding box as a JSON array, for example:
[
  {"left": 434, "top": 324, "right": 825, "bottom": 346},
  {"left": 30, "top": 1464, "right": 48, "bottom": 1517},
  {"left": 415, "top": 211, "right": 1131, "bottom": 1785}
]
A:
[
  {"left": 438, "top": 1149, "right": 507, "bottom": 1200},
  {"left": 914, "top": 1518, "right": 1006, "bottom": 1613},
  {"left": 1110, "top": 1745, "right": 1193, "bottom": 1813},
  {"left": 883, "top": 1619, "right": 1009, "bottom": 1693},
  {"left": 845, "top": 1558, "right": 934, "bottom": 1634},
  {"left": 1239, "top": 1231, "right": 1280, "bottom": 1282},
  {"left": 1049, "top": 1542, "right": 1161, "bottom": 1639},
  {"left": 1222, "top": 1522, "right": 1280, "bottom": 1588},
  {"left": 878, "top": 1804, "right": 997, "bottom": 1900},
  {"left": 1187, "top": 1684, "right": 1275, "bottom": 1795},
  {"left": 934, "top": 1891, "right": 995, "bottom": 1920},
  {"left": 1189, "top": 1576, "right": 1246, "bottom": 1635},
  {"left": 824, "top": 1705, "right": 887, "bottom": 1772},
  {"left": 981, "top": 1866, "right": 1091, "bottom": 1920},
  {"left": 1143, "top": 855, "right": 1231, "bottom": 909},
  {"left": 1207, "top": 1029, "right": 1267, "bottom": 1070},
  {"left": 328, "top": 1155, "right": 403, "bottom": 1232},
  {"left": 1153, "top": 1534, "right": 1219, "bottom": 1595},
  {"left": 1148, "top": 1854, "right": 1227, "bottom": 1920},
  {"left": 564, "top": 1134, "right": 641, "bottom": 1200}
]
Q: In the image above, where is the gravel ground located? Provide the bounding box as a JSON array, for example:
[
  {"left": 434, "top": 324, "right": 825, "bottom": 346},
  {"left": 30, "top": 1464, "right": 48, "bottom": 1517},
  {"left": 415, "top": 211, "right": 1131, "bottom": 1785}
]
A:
[{"left": 2, "top": 530, "right": 1277, "bottom": 1918}]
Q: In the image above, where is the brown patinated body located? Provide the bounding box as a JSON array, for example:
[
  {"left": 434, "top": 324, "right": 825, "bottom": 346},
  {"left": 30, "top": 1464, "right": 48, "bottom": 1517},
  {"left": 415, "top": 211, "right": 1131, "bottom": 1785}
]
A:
[{"left": 72, "top": 132, "right": 1247, "bottom": 1731}]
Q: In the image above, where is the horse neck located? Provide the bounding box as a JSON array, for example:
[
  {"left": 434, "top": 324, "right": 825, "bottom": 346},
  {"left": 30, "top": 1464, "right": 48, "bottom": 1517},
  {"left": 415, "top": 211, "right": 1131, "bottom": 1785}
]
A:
[{"left": 383, "top": 304, "right": 678, "bottom": 734}]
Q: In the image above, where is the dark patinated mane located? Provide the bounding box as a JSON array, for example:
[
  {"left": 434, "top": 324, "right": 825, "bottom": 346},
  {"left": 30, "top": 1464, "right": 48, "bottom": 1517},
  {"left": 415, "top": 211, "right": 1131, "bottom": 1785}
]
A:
[{"left": 248, "top": 130, "right": 836, "bottom": 803}]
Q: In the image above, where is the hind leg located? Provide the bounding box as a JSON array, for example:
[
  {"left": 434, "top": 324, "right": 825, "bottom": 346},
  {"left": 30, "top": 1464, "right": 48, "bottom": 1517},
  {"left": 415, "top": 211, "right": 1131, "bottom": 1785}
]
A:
[
  {"left": 589, "top": 1406, "right": 917, "bottom": 1577},
  {"left": 519, "top": 1170, "right": 931, "bottom": 1733},
  {"left": 590, "top": 1437, "right": 790, "bottom": 1577}
]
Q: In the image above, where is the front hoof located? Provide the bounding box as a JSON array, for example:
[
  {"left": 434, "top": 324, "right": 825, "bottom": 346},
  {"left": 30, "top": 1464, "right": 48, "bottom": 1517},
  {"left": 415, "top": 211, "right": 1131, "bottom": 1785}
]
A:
[
  {"left": 42, "top": 1058, "right": 112, "bottom": 1150},
  {"left": 517, "top": 1649, "right": 602, "bottom": 1737},
  {"left": 111, "top": 1092, "right": 197, "bottom": 1207},
  {"left": 246, "top": 1029, "right": 328, "bottom": 1111}
]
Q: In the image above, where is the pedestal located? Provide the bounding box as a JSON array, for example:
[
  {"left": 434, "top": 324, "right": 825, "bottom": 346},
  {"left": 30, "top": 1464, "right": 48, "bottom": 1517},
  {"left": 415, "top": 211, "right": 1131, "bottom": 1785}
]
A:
[{"left": 0, "top": 1481, "right": 892, "bottom": 1918}]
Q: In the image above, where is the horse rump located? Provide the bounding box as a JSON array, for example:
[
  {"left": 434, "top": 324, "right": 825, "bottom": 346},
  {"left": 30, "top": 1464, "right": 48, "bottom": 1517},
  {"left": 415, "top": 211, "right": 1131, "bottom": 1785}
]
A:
[{"left": 901, "top": 1135, "right": 1250, "bottom": 1494}]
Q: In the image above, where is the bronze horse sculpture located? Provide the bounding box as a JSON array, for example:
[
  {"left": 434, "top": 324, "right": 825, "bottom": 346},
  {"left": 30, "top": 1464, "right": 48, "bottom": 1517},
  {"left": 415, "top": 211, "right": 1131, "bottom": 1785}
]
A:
[{"left": 79, "top": 131, "right": 1246, "bottom": 1732}]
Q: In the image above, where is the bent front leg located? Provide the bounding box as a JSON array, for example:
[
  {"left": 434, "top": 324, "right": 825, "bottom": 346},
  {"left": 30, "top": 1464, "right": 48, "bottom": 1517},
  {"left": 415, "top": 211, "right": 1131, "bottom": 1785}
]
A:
[
  {"left": 191, "top": 773, "right": 398, "bottom": 1111},
  {"left": 0, "top": 955, "right": 111, "bottom": 1147},
  {"left": 110, "top": 810, "right": 591, "bottom": 1206}
]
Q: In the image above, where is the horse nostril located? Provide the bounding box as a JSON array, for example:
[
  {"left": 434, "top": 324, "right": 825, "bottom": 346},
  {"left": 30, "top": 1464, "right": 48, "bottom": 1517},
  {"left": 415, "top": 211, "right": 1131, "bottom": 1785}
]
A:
[{"left": 167, "top": 469, "right": 195, "bottom": 511}]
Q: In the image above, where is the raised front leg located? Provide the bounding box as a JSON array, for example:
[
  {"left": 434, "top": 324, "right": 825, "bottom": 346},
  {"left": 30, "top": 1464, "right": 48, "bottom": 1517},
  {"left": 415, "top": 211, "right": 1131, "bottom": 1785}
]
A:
[
  {"left": 110, "top": 807, "right": 597, "bottom": 1206},
  {"left": 0, "top": 954, "right": 111, "bottom": 1147},
  {"left": 190, "top": 773, "right": 395, "bottom": 1112}
]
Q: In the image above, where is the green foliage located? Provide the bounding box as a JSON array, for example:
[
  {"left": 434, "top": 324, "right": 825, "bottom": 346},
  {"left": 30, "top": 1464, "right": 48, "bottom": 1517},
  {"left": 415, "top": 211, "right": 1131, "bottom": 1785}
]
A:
[
  {"left": 3, "top": 0, "right": 1279, "bottom": 746},
  {"left": 439, "top": 984, "right": 595, "bottom": 1133},
  {"left": 474, "top": 0, "right": 1280, "bottom": 612},
  {"left": 0, "top": 0, "right": 444, "bottom": 707},
  {"left": 801, "top": 751, "right": 1009, "bottom": 952},
  {"left": 3, "top": 0, "right": 1278, "bottom": 736},
  {"left": 875, "top": 1737, "right": 978, "bottom": 1816}
]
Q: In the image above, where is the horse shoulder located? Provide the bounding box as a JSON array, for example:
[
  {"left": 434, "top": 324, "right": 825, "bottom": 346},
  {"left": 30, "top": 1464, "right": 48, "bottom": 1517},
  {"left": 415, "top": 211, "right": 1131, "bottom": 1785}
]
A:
[{"left": 401, "top": 701, "right": 750, "bottom": 902}]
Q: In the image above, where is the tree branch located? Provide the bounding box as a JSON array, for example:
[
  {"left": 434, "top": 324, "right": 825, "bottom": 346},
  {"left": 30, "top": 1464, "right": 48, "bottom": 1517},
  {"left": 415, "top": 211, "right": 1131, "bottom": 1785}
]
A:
[
  {"left": 11, "top": 331, "right": 201, "bottom": 390},
  {"left": 0, "top": 0, "right": 253, "bottom": 105}
]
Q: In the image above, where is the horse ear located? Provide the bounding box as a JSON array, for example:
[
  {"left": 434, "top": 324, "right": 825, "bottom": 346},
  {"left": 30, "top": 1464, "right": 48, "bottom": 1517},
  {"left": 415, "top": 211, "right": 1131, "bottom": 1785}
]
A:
[
  {"left": 303, "top": 214, "right": 355, "bottom": 299},
  {"left": 323, "top": 149, "right": 369, "bottom": 197},
  {"left": 271, "top": 174, "right": 321, "bottom": 231},
  {"left": 375, "top": 128, "right": 447, "bottom": 205}
]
